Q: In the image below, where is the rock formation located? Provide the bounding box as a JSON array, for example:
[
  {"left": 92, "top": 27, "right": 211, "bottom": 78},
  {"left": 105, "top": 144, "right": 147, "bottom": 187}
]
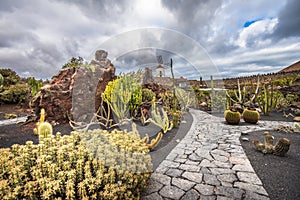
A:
[{"left": 31, "top": 50, "right": 115, "bottom": 123}]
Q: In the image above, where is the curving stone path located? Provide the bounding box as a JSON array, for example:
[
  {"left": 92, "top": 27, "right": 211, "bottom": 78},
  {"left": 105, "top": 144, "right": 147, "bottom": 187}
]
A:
[
  {"left": 141, "top": 109, "right": 296, "bottom": 200},
  {"left": 0, "top": 116, "right": 27, "bottom": 126}
]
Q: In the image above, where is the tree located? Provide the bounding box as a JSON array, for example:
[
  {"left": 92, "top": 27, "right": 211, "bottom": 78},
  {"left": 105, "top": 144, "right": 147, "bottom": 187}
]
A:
[{"left": 62, "top": 56, "right": 84, "bottom": 69}]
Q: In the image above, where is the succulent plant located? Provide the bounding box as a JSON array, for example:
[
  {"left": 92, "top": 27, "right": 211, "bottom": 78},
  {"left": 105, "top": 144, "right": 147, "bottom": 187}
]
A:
[
  {"left": 242, "top": 108, "right": 260, "bottom": 124},
  {"left": 224, "top": 109, "right": 241, "bottom": 125},
  {"left": 0, "top": 128, "right": 152, "bottom": 199},
  {"left": 147, "top": 97, "right": 173, "bottom": 133}
]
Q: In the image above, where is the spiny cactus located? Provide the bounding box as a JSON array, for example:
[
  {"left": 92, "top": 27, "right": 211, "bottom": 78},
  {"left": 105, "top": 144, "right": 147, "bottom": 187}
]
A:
[
  {"left": 33, "top": 108, "right": 52, "bottom": 141},
  {"left": 224, "top": 109, "right": 241, "bottom": 125},
  {"left": 147, "top": 97, "right": 173, "bottom": 133},
  {"left": 256, "top": 83, "right": 280, "bottom": 115},
  {"left": 38, "top": 122, "right": 53, "bottom": 141},
  {"left": 146, "top": 132, "right": 163, "bottom": 150},
  {"left": 0, "top": 129, "right": 152, "bottom": 199},
  {"left": 226, "top": 77, "right": 260, "bottom": 107},
  {"left": 242, "top": 108, "right": 260, "bottom": 124},
  {"left": 102, "top": 76, "right": 142, "bottom": 122}
]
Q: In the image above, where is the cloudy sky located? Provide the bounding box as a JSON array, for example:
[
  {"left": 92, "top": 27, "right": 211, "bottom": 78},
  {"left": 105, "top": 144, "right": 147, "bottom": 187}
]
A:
[{"left": 0, "top": 0, "right": 299, "bottom": 80}]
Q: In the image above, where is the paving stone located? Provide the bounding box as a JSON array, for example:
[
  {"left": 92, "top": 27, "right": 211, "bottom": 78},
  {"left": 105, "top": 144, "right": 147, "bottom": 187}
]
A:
[
  {"left": 232, "top": 163, "right": 254, "bottom": 172},
  {"left": 141, "top": 179, "right": 163, "bottom": 196},
  {"left": 195, "top": 149, "right": 214, "bottom": 161},
  {"left": 228, "top": 156, "right": 246, "bottom": 165},
  {"left": 174, "top": 158, "right": 187, "bottom": 163},
  {"left": 216, "top": 196, "right": 234, "bottom": 200},
  {"left": 243, "top": 190, "right": 270, "bottom": 200},
  {"left": 185, "top": 160, "right": 200, "bottom": 165},
  {"left": 200, "top": 167, "right": 212, "bottom": 174},
  {"left": 165, "top": 152, "right": 178, "bottom": 160},
  {"left": 141, "top": 192, "right": 163, "bottom": 200},
  {"left": 220, "top": 181, "right": 233, "bottom": 187},
  {"left": 189, "top": 153, "right": 204, "bottom": 162},
  {"left": 180, "top": 189, "right": 200, "bottom": 200},
  {"left": 217, "top": 174, "right": 237, "bottom": 183},
  {"left": 209, "top": 168, "right": 235, "bottom": 175},
  {"left": 155, "top": 165, "right": 169, "bottom": 174},
  {"left": 171, "top": 177, "right": 195, "bottom": 191},
  {"left": 172, "top": 147, "right": 185, "bottom": 155},
  {"left": 215, "top": 186, "right": 244, "bottom": 199},
  {"left": 179, "top": 164, "right": 201, "bottom": 172},
  {"left": 203, "top": 174, "right": 220, "bottom": 186},
  {"left": 151, "top": 173, "right": 171, "bottom": 185},
  {"left": 234, "top": 182, "right": 268, "bottom": 196},
  {"left": 165, "top": 168, "right": 183, "bottom": 177},
  {"left": 201, "top": 195, "right": 217, "bottom": 200},
  {"left": 159, "top": 185, "right": 185, "bottom": 199},
  {"left": 160, "top": 160, "right": 180, "bottom": 168},
  {"left": 211, "top": 154, "right": 228, "bottom": 162},
  {"left": 211, "top": 149, "right": 230, "bottom": 157},
  {"left": 200, "top": 159, "right": 217, "bottom": 168},
  {"left": 182, "top": 171, "right": 203, "bottom": 183},
  {"left": 212, "top": 160, "right": 232, "bottom": 168},
  {"left": 237, "top": 172, "right": 262, "bottom": 185},
  {"left": 194, "top": 184, "right": 215, "bottom": 195}
]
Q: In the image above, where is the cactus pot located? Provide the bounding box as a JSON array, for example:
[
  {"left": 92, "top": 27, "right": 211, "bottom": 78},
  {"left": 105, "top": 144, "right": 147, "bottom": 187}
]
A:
[
  {"left": 242, "top": 108, "right": 260, "bottom": 124},
  {"left": 224, "top": 109, "right": 240, "bottom": 125}
]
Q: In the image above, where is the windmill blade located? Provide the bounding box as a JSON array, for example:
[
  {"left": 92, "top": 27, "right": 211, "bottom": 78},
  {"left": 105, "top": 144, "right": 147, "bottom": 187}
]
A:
[{"left": 157, "top": 55, "right": 163, "bottom": 64}]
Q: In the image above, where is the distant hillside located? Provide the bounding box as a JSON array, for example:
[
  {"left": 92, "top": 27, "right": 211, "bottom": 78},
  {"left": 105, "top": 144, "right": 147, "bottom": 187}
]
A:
[{"left": 278, "top": 60, "right": 300, "bottom": 73}]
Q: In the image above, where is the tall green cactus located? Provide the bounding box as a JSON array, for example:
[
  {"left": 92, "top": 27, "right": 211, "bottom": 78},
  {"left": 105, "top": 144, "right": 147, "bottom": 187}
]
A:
[
  {"left": 0, "top": 73, "right": 3, "bottom": 87},
  {"left": 256, "top": 83, "right": 279, "bottom": 115},
  {"left": 27, "top": 77, "right": 43, "bottom": 96}
]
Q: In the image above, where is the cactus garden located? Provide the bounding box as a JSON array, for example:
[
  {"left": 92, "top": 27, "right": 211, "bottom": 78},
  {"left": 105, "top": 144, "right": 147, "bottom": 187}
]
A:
[{"left": 0, "top": 51, "right": 300, "bottom": 199}]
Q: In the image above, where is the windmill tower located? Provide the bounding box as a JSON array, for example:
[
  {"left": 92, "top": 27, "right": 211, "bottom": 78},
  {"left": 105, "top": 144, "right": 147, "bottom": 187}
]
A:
[{"left": 155, "top": 55, "right": 168, "bottom": 77}]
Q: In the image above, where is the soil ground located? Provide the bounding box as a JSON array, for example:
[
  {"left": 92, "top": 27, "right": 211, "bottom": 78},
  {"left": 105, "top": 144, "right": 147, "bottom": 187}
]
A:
[{"left": 240, "top": 130, "right": 300, "bottom": 200}]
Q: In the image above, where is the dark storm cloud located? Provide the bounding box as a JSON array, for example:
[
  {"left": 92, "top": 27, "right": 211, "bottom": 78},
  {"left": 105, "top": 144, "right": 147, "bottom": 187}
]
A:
[
  {"left": 272, "top": 0, "right": 300, "bottom": 38},
  {"left": 160, "top": 0, "right": 222, "bottom": 40}
]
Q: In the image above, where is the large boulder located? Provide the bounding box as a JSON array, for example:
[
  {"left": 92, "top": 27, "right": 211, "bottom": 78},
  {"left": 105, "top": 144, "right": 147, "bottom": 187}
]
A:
[{"left": 31, "top": 50, "right": 115, "bottom": 123}]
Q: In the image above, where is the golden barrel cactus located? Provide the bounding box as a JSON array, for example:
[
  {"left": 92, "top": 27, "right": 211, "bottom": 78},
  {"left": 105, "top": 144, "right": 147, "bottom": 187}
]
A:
[
  {"left": 242, "top": 108, "right": 260, "bottom": 124},
  {"left": 224, "top": 109, "right": 241, "bottom": 125}
]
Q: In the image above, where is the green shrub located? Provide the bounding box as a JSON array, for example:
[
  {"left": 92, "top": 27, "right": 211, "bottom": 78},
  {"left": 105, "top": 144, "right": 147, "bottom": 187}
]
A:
[
  {"left": 27, "top": 77, "right": 43, "bottom": 97},
  {"left": 0, "top": 68, "right": 21, "bottom": 87},
  {"left": 0, "top": 83, "right": 30, "bottom": 104},
  {"left": 0, "top": 129, "right": 152, "bottom": 199}
]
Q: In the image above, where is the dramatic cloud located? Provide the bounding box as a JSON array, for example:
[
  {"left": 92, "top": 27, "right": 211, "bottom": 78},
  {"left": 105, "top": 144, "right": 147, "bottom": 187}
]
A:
[{"left": 0, "top": 0, "right": 299, "bottom": 79}]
